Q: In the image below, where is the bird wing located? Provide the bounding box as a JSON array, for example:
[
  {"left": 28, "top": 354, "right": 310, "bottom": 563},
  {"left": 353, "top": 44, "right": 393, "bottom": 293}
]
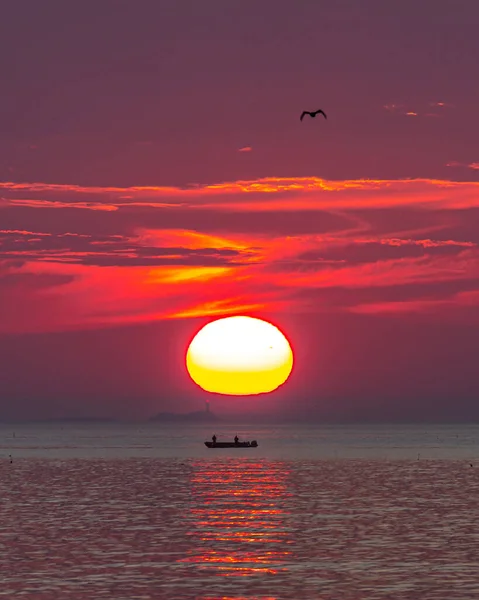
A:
[
  {"left": 300, "top": 111, "right": 309, "bottom": 121},
  {"left": 315, "top": 109, "right": 327, "bottom": 119}
]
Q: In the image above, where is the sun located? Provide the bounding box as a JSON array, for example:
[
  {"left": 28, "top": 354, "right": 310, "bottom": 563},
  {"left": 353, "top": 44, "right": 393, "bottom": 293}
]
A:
[{"left": 186, "top": 315, "right": 293, "bottom": 395}]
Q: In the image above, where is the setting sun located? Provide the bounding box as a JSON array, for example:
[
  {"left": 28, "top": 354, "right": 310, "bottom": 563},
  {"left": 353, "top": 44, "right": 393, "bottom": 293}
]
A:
[{"left": 186, "top": 316, "right": 293, "bottom": 395}]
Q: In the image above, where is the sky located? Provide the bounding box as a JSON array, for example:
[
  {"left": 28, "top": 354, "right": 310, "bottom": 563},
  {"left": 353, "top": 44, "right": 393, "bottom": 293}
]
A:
[{"left": 1, "top": 0, "right": 479, "bottom": 421}]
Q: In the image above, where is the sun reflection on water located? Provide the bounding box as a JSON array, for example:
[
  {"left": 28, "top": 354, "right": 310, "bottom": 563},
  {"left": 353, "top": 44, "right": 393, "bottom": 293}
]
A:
[{"left": 180, "top": 460, "right": 292, "bottom": 579}]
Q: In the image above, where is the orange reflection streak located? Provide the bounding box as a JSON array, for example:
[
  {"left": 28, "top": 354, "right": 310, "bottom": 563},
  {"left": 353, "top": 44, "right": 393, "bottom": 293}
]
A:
[{"left": 179, "top": 460, "right": 292, "bottom": 578}]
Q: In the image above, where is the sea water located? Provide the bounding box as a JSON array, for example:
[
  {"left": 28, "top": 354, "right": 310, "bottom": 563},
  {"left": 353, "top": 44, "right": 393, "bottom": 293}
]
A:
[{"left": 1, "top": 422, "right": 479, "bottom": 598}]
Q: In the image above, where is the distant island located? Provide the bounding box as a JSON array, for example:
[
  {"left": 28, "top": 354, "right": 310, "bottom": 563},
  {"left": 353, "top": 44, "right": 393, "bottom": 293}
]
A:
[
  {"left": 0, "top": 416, "right": 118, "bottom": 424},
  {"left": 149, "top": 410, "right": 220, "bottom": 423},
  {"left": 45, "top": 417, "right": 117, "bottom": 423}
]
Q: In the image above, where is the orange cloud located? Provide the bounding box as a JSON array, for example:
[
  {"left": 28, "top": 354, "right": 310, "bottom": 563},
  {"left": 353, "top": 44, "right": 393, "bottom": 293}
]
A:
[
  {"left": 429, "top": 102, "right": 453, "bottom": 108},
  {"left": 2, "top": 175, "right": 479, "bottom": 333},
  {"left": 384, "top": 102, "right": 452, "bottom": 118},
  {"left": 2, "top": 177, "right": 479, "bottom": 212}
]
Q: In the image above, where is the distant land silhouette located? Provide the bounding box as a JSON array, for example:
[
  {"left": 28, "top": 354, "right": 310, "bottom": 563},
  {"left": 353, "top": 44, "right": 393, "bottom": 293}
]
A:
[
  {"left": 0, "top": 416, "right": 118, "bottom": 424},
  {"left": 42, "top": 417, "right": 117, "bottom": 423}
]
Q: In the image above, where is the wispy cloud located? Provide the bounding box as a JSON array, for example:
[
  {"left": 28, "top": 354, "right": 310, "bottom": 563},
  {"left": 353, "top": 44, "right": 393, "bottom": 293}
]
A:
[
  {"left": 384, "top": 101, "right": 452, "bottom": 118},
  {"left": 0, "top": 229, "right": 256, "bottom": 267},
  {"left": 2, "top": 177, "right": 479, "bottom": 212},
  {"left": 429, "top": 102, "right": 454, "bottom": 108},
  {"left": 446, "top": 161, "right": 479, "bottom": 171},
  {"left": 1, "top": 175, "right": 479, "bottom": 333},
  {"left": 238, "top": 146, "right": 252, "bottom": 152}
]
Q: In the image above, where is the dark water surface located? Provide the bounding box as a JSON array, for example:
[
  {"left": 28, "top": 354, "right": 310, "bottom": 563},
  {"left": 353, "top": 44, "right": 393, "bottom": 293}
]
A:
[{"left": 1, "top": 423, "right": 479, "bottom": 598}]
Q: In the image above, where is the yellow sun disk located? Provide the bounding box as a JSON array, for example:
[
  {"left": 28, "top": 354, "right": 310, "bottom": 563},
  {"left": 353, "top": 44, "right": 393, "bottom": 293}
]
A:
[
  {"left": 186, "top": 359, "right": 293, "bottom": 395},
  {"left": 186, "top": 316, "right": 293, "bottom": 395}
]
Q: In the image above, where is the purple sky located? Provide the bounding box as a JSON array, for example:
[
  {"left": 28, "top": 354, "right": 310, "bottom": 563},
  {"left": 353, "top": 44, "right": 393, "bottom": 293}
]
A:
[{"left": 1, "top": 1, "right": 479, "bottom": 420}]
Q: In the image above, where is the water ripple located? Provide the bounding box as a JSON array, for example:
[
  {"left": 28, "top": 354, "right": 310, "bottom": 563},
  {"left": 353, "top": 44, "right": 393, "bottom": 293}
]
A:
[{"left": 1, "top": 458, "right": 479, "bottom": 598}]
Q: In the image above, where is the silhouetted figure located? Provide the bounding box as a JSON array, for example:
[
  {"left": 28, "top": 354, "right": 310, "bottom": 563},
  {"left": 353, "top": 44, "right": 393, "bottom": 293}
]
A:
[
  {"left": 234, "top": 435, "right": 239, "bottom": 444},
  {"left": 300, "top": 109, "right": 327, "bottom": 121},
  {"left": 212, "top": 434, "right": 217, "bottom": 444}
]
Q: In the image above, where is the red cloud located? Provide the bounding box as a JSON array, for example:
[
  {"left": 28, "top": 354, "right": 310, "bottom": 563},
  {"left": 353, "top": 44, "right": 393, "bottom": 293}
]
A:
[
  {"left": 1, "top": 175, "right": 479, "bottom": 334},
  {"left": 445, "top": 161, "right": 479, "bottom": 170}
]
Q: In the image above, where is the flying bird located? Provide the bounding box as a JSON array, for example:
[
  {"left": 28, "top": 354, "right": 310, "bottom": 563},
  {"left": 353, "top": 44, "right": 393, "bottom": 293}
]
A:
[{"left": 300, "top": 109, "right": 327, "bottom": 121}]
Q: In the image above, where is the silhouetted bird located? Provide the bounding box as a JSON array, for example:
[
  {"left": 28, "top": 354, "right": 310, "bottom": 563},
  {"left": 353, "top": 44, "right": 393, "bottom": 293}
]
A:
[{"left": 300, "top": 109, "right": 327, "bottom": 121}]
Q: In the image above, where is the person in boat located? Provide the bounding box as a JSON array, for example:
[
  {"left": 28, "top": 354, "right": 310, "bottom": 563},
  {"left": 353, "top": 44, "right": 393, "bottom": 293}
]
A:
[
  {"left": 212, "top": 434, "right": 217, "bottom": 444},
  {"left": 234, "top": 435, "right": 239, "bottom": 444}
]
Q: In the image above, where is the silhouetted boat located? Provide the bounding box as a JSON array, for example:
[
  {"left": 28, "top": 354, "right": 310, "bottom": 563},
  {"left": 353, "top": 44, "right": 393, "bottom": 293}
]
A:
[{"left": 205, "top": 440, "right": 258, "bottom": 448}]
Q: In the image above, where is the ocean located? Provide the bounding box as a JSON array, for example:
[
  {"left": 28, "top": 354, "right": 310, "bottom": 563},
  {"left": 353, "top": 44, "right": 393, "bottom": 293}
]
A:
[{"left": 1, "top": 422, "right": 479, "bottom": 599}]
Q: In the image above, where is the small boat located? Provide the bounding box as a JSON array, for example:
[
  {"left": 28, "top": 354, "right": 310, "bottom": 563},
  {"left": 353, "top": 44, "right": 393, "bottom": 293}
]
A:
[{"left": 205, "top": 440, "right": 258, "bottom": 448}]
